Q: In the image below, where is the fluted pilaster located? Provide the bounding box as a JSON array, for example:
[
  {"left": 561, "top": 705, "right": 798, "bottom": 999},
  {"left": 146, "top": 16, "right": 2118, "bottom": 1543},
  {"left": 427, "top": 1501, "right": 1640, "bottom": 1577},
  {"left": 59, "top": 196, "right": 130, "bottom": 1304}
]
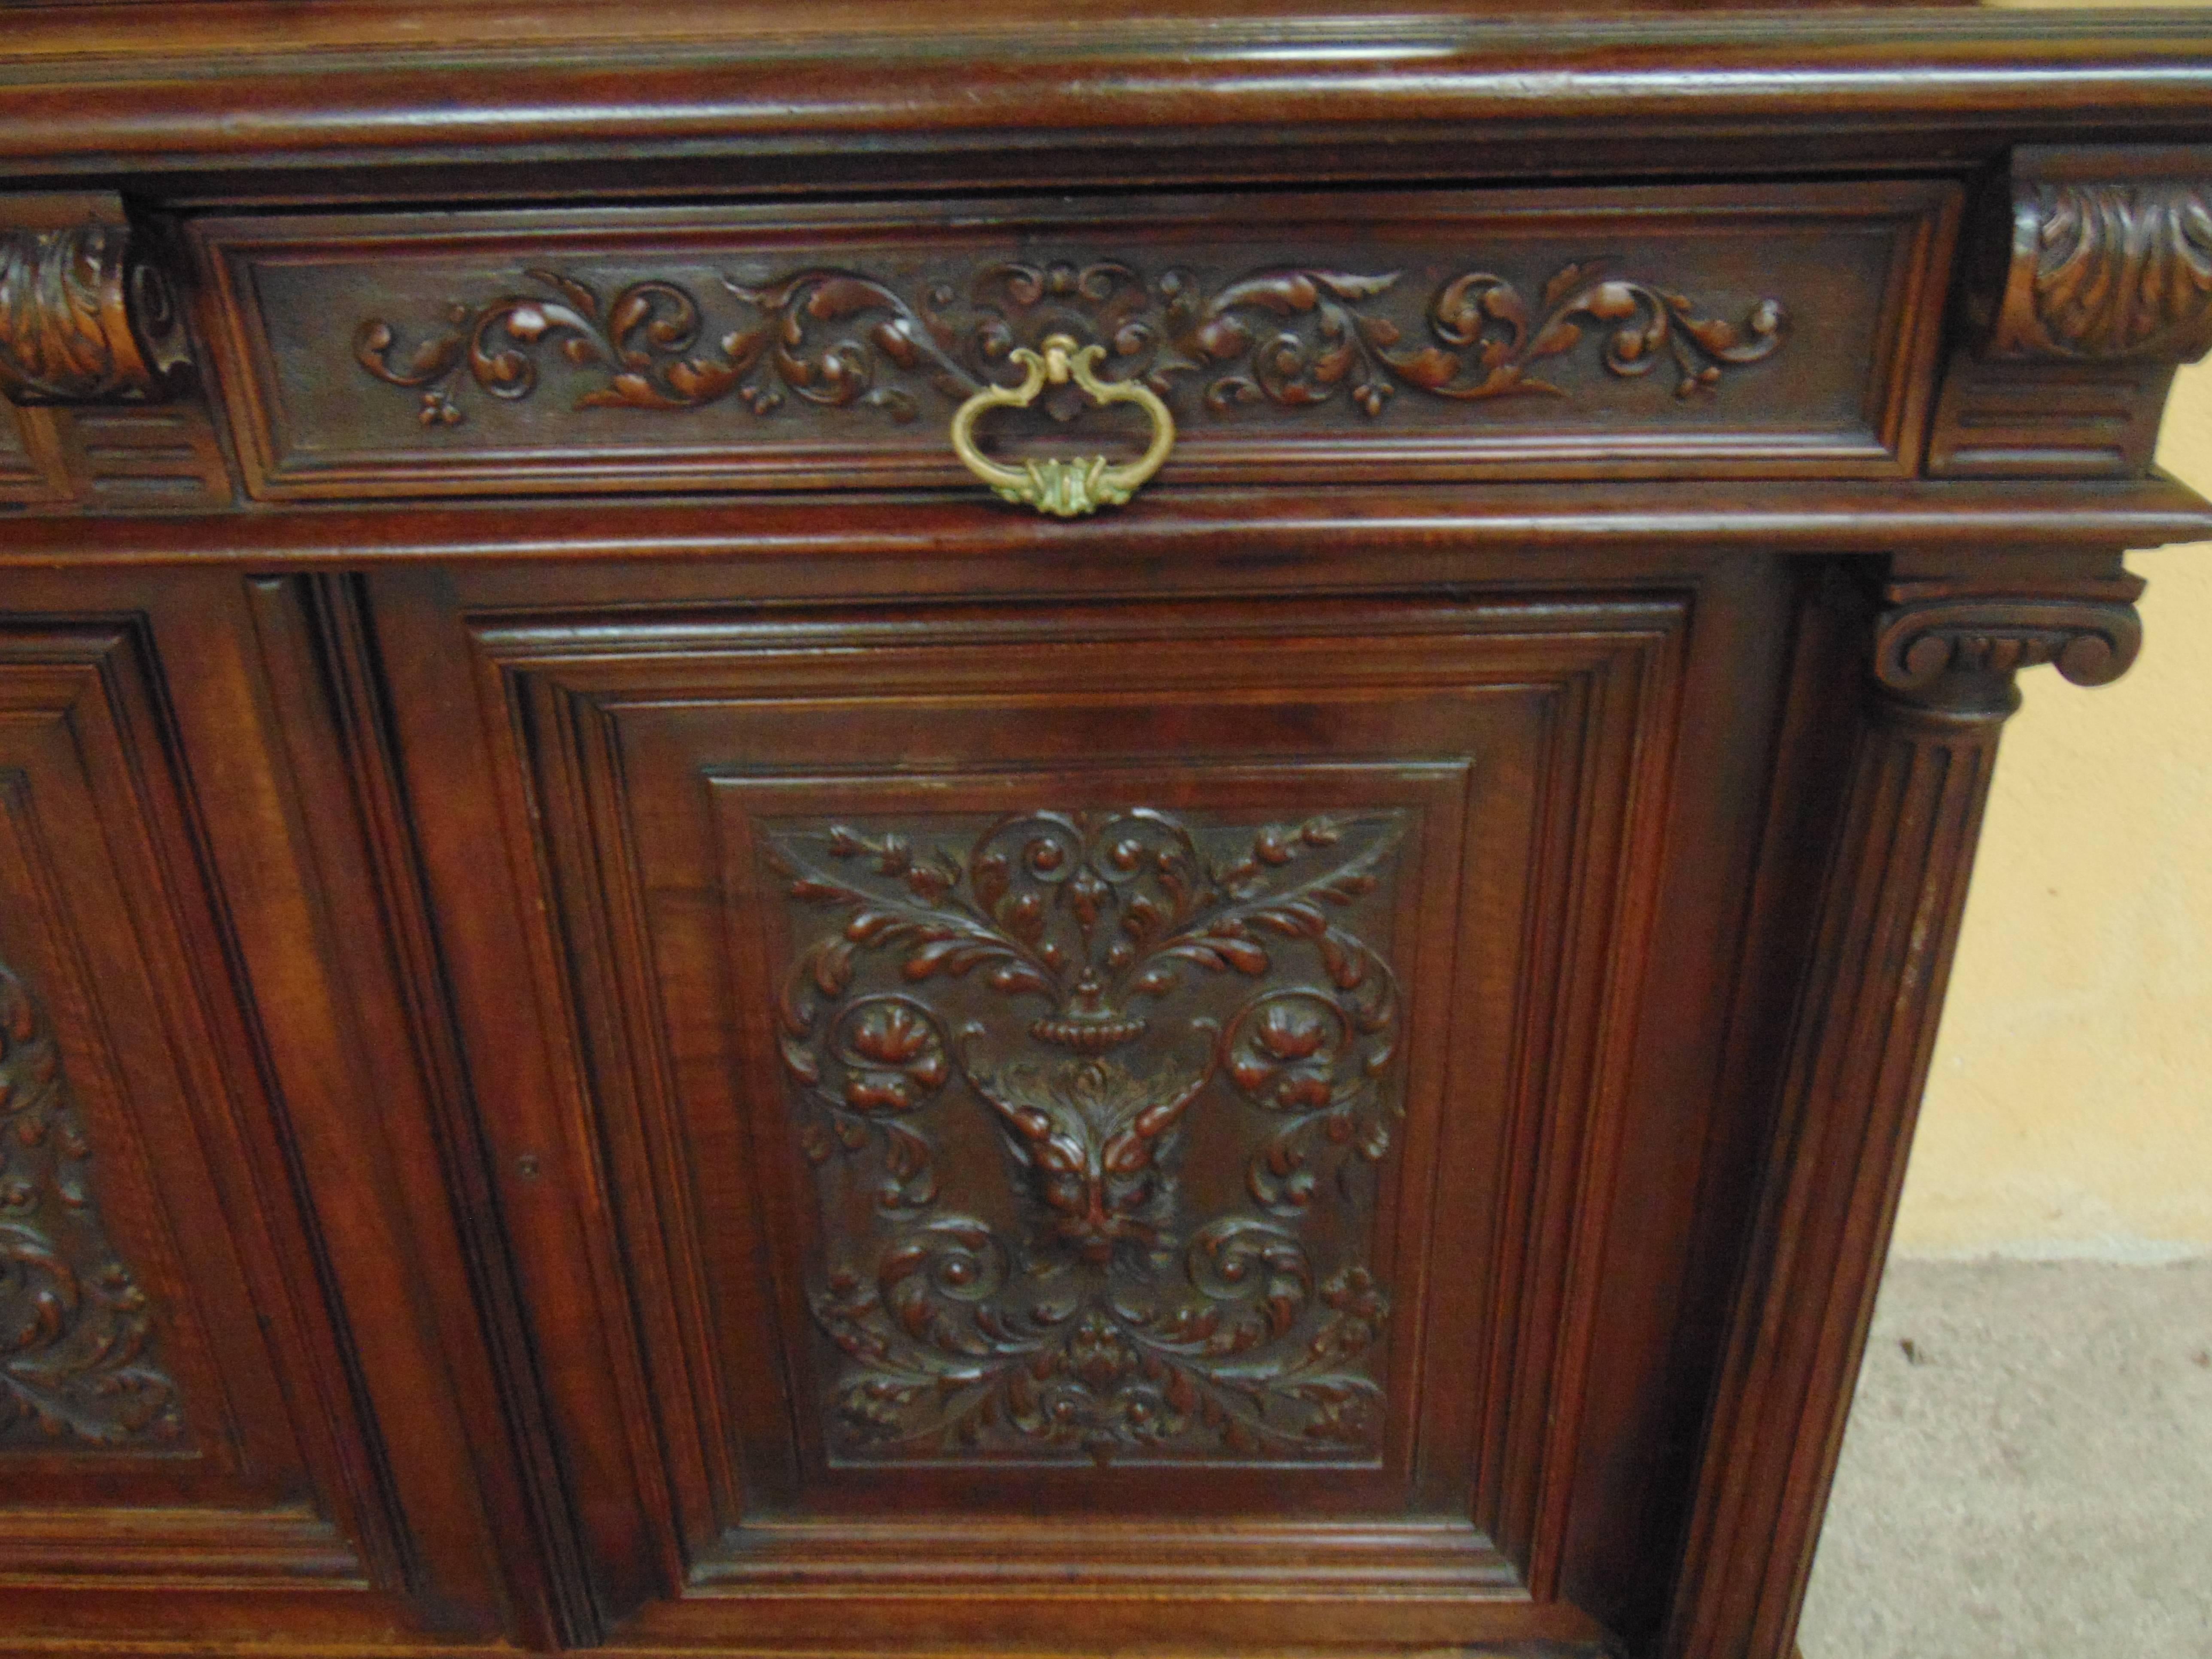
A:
[{"left": 1665, "top": 575, "right": 2144, "bottom": 1659}]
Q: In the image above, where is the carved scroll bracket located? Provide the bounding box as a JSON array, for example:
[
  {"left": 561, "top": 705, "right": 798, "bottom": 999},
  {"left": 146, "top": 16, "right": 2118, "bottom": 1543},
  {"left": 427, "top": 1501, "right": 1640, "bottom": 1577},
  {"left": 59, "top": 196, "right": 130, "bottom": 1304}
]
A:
[
  {"left": 1975, "top": 148, "right": 2212, "bottom": 365},
  {"left": 0, "top": 202, "right": 193, "bottom": 407},
  {"left": 1932, "top": 149, "right": 2212, "bottom": 478},
  {"left": 1872, "top": 550, "right": 2148, "bottom": 706}
]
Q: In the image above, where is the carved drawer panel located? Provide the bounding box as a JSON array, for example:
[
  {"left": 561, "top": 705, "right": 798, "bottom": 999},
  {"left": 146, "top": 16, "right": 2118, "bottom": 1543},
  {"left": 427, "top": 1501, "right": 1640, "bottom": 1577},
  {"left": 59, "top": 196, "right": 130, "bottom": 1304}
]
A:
[
  {"left": 191, "top": 180, "right": 1957, "bottom": 501},
  {"left": 375, "top": 568, "right": 1718, "bottom": 1652}
]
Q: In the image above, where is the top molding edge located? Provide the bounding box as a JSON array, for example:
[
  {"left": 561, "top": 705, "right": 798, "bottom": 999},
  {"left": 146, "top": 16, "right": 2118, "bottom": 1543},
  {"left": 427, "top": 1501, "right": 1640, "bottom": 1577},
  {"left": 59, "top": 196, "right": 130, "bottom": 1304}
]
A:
[{"left": 2, "top": 6, "right": 2212, "bottom": 179}]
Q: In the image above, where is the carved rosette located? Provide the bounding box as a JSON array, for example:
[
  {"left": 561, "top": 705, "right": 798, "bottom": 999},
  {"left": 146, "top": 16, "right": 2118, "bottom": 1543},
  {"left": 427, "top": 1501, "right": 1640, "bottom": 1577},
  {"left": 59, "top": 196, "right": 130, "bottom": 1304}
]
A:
[
  {"left": 0, "top": 957, "right": 183, "bottom": 1447},
  {"left": 1987, "top": 177, "right": 2212, "bottom": 363},
  {"left": 1872, "top": 596, "right": 2144, "bottom": 697},
  {"left": 0, "top": 221, "right": 192, "bottom": 405},
  {"left": 768, "top": 810, "right": 1408, "bottom": 1465}
]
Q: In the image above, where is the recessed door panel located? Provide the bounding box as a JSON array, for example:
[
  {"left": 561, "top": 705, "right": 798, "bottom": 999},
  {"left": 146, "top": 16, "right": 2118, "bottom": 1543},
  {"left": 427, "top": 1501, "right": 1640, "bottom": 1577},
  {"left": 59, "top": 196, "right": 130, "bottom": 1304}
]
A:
[
  {"left": 0, "top": 578, "right": 538, "bottom": 1648},
  {"left": 0, "top": 607, "right": 397, "bottom": 1633},
  {"left": 0, "top": 622, "right": 337, "bottom": 1521},
  {"left": 389, "top": 579, "right": 1692, "bottom": 1650}
]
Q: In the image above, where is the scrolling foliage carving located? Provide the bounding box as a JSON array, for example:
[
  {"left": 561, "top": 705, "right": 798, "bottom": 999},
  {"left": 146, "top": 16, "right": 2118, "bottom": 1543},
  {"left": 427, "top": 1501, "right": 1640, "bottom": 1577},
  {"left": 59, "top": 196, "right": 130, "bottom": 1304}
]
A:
[
  {"left": 0, "top": 958, "right": 182, "bottom": 1447},
  {"left": 358, "top": 256, "right": 1786, "bottom": 429},
  {"left": 766, "top": 810, "right": 1412, "bottom": 1464}
]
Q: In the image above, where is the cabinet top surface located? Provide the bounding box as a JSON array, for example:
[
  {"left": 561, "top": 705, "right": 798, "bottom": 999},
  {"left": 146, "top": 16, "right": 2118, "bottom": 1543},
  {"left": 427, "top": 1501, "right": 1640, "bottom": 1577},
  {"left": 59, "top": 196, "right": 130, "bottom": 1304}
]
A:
[{"left": 0, "top": 2, "right": 2196, "bottom": 63}]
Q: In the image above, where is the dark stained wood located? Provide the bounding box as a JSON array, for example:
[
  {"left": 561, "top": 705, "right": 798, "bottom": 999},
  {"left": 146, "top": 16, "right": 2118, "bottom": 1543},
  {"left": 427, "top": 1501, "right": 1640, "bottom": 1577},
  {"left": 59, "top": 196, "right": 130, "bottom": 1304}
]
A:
[
  {"left": 0, "top": 192, "right": 230, "bottom": 509},
  {"left": 0, "top": 8, "right": 2208, "bottom": 1659},
  {"left": 237, "top": 572, "right": 601, "bottom": 1647},
  {"left": 0, "top": 218, "right": 192, "bottom": 407},
  {"left": 1973, "top": 146, "right": 2212, "bottom": 365},
  {"left": 0, "top": 478, "right": 2206, "bottom": 568},
  {"left": 3, "top": 4, "right": 2212, "bottom": 193},
  {"left": 1925, "top": 145, "right": 2212, "bottom": 481},
  {"left": 1924, "top": 352, "right": 2175, "bottom": 480},
  {"left": 0, "top": 400, "right": 70, "bottom": 505},
  {"left": 369, "top": 563, "right": 1710, "bottom": 1649}
]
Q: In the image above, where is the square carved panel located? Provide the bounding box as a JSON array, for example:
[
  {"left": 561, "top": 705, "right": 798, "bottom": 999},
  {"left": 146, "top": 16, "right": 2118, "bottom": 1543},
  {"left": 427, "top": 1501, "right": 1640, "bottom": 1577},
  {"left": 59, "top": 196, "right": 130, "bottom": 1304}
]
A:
[{"left": 737, "top": 793, "right": 1435, "bottom": 1470}]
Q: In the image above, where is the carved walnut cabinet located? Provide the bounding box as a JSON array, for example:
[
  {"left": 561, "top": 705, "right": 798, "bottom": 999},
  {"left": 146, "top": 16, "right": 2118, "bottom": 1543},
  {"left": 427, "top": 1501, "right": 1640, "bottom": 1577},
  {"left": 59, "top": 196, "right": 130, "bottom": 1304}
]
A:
[{"left": 0, "top": 4, "right": 2206, "bottom": 1657}]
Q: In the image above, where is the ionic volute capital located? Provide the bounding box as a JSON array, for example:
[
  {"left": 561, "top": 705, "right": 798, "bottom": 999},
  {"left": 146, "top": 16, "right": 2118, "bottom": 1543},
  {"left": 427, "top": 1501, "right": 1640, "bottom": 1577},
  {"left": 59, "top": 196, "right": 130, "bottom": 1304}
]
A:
[{"left": 1871, "top": 564, "right": 2146, "bottom": 718}]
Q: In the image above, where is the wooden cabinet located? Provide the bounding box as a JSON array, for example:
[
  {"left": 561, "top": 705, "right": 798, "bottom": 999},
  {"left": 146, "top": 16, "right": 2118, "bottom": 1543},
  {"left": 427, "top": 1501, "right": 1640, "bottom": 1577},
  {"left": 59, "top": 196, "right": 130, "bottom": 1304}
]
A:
[{"left": 1, "top": 8, "right": 2209, "bottom": 1658}]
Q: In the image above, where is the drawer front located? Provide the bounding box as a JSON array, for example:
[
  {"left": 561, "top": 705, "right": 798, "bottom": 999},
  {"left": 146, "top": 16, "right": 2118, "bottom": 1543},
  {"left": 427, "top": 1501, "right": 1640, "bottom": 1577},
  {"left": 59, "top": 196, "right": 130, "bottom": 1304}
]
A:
[{"left": 192, "top": 180, "right": 1957, "bottom": 501}]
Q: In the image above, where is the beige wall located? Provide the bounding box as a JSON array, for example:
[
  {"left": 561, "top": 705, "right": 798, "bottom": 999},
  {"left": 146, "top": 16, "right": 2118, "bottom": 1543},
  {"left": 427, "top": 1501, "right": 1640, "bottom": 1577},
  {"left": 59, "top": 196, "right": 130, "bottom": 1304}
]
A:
[{"left": 1891, "top": 361, "right": 2212, "bottom": 1259}]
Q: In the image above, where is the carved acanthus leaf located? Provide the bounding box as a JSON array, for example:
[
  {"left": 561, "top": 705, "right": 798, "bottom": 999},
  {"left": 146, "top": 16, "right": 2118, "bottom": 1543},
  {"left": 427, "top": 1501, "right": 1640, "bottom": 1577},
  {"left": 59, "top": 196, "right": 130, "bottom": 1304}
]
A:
[
  {"left": 1989, "top": 178, "right": 2212, "bottom": 363},
  {"left": 0, "top": 957, "right": 183, "bottom": 1447},
  {"left": 0, "top": 222, "right": 191, "bottom": 406},
  {"left": 768, "top": 809, "right": 1409, "bottom": 1465}
]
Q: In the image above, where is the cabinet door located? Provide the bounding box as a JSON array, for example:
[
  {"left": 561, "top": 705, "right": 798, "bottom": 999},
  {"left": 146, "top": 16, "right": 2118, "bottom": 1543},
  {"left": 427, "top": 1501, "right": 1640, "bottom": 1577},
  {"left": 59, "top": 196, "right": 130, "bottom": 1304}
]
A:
[
  {"left": 0, "top": 571, "right": 524, "bottom": 1648},
  {"left": 374, "top": 547, "right": 1794, "bottom": 1655}
]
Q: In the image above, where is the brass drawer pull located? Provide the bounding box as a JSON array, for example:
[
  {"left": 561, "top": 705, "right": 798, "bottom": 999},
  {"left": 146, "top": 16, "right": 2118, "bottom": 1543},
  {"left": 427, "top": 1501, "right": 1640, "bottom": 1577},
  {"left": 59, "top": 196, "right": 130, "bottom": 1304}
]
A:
[{"left": 948, "top": 333, "right": 1174, "bottom": 517}]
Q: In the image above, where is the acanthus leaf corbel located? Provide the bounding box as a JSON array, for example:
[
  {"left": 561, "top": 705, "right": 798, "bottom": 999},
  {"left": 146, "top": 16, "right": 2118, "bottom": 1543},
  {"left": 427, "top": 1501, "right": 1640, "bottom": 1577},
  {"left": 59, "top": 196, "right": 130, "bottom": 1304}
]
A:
[
  {"left": 1927, "top": 146, "right": 2212, "bottom": 479},
  {"left": 0, "top": 194, "right": 193, "bottom": 407},
  {"left": 1979, "top": 147, "right": 2212, "bottom": 365}
]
